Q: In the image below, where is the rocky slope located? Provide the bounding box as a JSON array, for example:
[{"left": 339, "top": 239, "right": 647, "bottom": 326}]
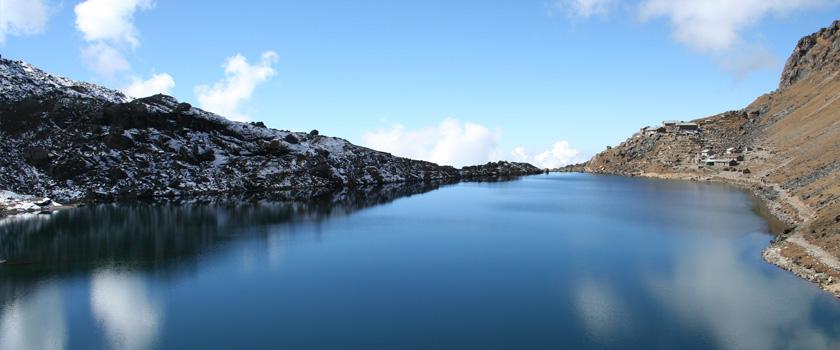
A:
[
  {"left": 0, "top": 58, "right": 542, "bottom": 213},
  {"left": 579, "top": 20, "right": 840, "bottom": 296}
]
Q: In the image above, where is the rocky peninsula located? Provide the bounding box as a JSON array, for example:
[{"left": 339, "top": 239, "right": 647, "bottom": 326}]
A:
[{"left": 0, "top": 57, "right": 542, "bottom": 216}]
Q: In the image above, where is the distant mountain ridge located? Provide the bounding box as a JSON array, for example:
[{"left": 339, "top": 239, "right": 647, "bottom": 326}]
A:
[
  {"left": 0, "top": 57, "right": 541, "bottom": 205},
  {"left": 576, "top": 20, "right": 840, "bottom": 297}
]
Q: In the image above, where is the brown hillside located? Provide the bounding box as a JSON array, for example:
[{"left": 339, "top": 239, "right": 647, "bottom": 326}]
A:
[{"left": 582, "top": 20, "right": 840, "bottom": 296}]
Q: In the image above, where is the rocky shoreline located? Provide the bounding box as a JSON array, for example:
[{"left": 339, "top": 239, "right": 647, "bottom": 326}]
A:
[
  {"left": 560, "top": 167, "right": 840, "bottom": 298},
  {"left": 0, "top": 161, "right": 543, "bottom": 219},
  {"left": 0, "top": 191, "right": 77, "bottom": 218},
  {"left": 564, "top": 20, "right": 840, "bottom": 298}
]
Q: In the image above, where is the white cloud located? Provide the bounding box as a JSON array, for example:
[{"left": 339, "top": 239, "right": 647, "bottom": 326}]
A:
[
  {"left": 511, "top": 146, "right": 530, "bottom": 162},
  {"left": 74, "top": 0, "right": 153, "bottom": 48},
  {"left": 510, "top": 141, "right": 581, "bottom": 169},
  {"left": 535, "top": 141, "right": 581, "bottom": 168},
  {"left": 0, "top": 0, "right": 51, "bottom": 45},
  {"left": 362, "top": 118, "right": 503, "bottom": 168},
  {"left": 195, "top": 51, "right": 279, "bottom": 122},
  {"left": 637, "top": 0, "right": 838, "bottom": 75},
  {"left": 553, "top": 0, "right": 616, "bottom": 18},
  {"left": 81, "top": 42, "right": 131, "bottom": 77},
  {"left": 554, "top": 0, "right": 838, "bottom": 76},
  {"left": 123, "top": 73, "right": 175, "bottom": 97},
  {"left": 74, "top": 0, "right": 172, "bottom": 83},
  {"left": 638, "top": 0, "right": 836, "bottom": 53}
]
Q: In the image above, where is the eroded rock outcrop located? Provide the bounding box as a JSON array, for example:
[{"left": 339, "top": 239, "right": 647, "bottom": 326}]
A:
[
  {"left": 0, "top": 58, "right": 538, "bottom": 204},
  {"left": 780, "top": 20, "right": 840, "bottom": 90}
]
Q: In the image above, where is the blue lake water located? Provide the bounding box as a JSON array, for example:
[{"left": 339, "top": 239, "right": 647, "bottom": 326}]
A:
[{"left": 2, "top": 174, "right": 840, "bottom": 349}]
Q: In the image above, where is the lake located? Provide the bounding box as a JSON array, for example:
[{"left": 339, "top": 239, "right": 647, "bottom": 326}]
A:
[{"left": 2, "top": 173, "right": 840, "bottom": 349}]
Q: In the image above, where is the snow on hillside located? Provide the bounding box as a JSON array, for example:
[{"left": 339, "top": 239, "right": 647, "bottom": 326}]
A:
[{"left": 0, "top": 57, "right": 541, "bottom": 207}]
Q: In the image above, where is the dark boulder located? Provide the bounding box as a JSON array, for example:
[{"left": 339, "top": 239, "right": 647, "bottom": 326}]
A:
[
  {"left": 103, "top": 133, "right": 134, "bottom": 150},
  {"left": 175, "top": 102, "right": 192, "bottom": 113},
  {"left": 267, "top": 140, "right": 289, "bottom": 156},
  {"left": 108, "top": 168, "right": 129, "bottom": 181},
  {"left": 366, "top": 166, "right": 385, "bottom": 183},
  {"left": 195, "top": 146, "right": 215, "bottom": 163},
  {"left": 24, "top": 147, "right": 51, "bottom": 167},
  {"left": 310, "top": 163, "right": 333, "bottom": 179},
  {"left": 284, "top": 134, "right": 300, "bottom": 144},
  {"left": 49, "top": 157, "right": 89, "bottom": 180}
]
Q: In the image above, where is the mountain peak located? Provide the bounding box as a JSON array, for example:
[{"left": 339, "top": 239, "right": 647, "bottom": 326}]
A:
[
  {"left": 0, "top": 57, "right": 129, "bottom": 104},
  {"left": 779, "top": 20, "right": 840, "bottom": 90}
]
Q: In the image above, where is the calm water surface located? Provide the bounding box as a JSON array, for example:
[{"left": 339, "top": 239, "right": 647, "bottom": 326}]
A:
[{"left": 2, "top": 174, "right": 840, "bottom": 349}]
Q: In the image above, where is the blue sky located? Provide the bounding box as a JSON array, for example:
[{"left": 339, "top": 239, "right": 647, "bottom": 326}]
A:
[{"left": 1, "top": 0, "right": 838, "bottom": 167}]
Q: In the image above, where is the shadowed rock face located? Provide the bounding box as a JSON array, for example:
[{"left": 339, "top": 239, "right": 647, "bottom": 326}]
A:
[
  {"left": 780, "top": 20, "right": 840, "bottom": 90},
  {"left": 0, "top": 59, "right": 540, "bottom": 203}
]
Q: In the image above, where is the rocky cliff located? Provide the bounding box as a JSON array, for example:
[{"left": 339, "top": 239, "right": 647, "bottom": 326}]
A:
[
  {"left": 580, "top": 20, "right": 840, "bottom": 296},
  {"left": 0, "top": 58, "right": 542, "bottom": 209},
  {"left": 780, "top": 20, "right": 840, "bottom": 90}
]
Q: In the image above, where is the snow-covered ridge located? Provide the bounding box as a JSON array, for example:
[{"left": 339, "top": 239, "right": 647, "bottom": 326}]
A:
[
  {"left": 0, "top": 57, "right": 129, "bottom": 104},
  {"left": 0, "top": 57, "right": 541, "bottom": 206}
]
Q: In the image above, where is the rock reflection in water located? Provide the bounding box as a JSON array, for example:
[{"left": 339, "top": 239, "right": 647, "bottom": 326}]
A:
[
  {"left": 0, "top": 181, "right": 452, "bottom": 307},
  {"left": 1, "top": 174, "right": 840, "bottom": 349}
]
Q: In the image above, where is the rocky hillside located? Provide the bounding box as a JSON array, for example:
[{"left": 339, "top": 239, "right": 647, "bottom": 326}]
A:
[
  {"left": 0, "top": 58, "right": 542, "bottom": 208},
  {"left": 581, "top": 20, "right": 840, "bottom": 296}
]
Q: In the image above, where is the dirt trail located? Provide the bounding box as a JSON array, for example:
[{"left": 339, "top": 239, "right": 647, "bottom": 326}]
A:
[{"left": 788, "top": 233, "right": 840, "bottom": 271}]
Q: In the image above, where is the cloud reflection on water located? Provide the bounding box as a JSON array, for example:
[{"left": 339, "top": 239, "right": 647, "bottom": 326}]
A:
[
  {"left": 91, "top": 271, "right": 161, "bottom": 350},
  {"left": 574, "top": 278, "right": 634, "bottom": 343},
  {"left": 646, "top": 235, "right": 839, "bottom": 350},
  {"left": 0, "top": 283, "right": 66, "bottom": 350}
]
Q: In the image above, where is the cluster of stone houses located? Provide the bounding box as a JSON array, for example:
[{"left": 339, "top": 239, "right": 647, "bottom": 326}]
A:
[
  {"left": 635, "top": 120, "right": 749, "bottom": 168},
  {"left": 640, "top": 120, "right": 700, "bottom": 136},
  {"left": 702, "top": 147, "right": 744, "bottom": 167}
]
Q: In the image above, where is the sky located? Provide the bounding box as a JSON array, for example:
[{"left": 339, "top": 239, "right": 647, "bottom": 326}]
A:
[{"left": 1, "top": 0, "right": 838, "bottom": 168}]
